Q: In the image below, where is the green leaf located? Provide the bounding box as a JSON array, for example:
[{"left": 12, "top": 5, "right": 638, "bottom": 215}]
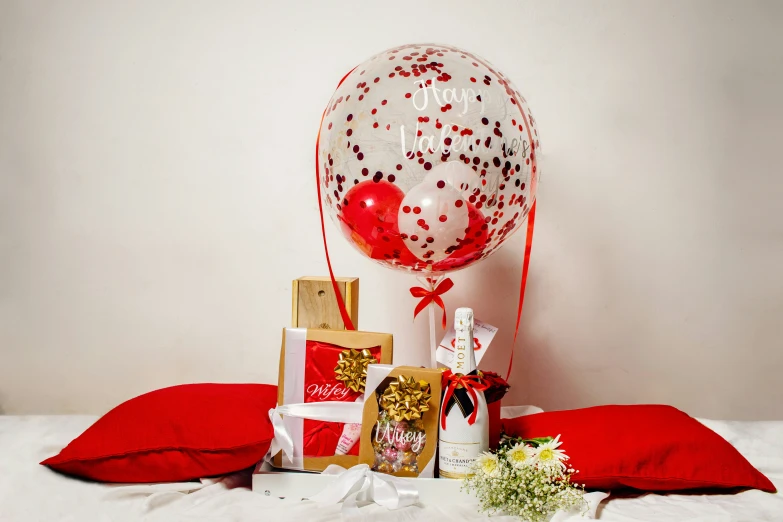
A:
[{"left": 521, "top": 436, "right": 554, "bottom": 446}]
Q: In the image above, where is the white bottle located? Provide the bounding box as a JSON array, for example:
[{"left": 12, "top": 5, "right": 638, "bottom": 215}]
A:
[{"left": 438, "top": 307, "right": 489, "bottom": 479}]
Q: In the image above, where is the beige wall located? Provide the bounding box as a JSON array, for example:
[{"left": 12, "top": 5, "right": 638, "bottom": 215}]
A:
[{"left": 1, "top": 1, "right": 781, "bottom": 419}]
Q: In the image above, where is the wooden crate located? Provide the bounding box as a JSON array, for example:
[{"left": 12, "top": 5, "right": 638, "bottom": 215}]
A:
[{"left": 291, "top": 276, "right": 359, "bottom": 330}]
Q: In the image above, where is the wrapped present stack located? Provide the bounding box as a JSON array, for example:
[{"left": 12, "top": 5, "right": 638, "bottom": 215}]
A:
[{"left": 255, "top": 276, "right": 510, "bottom": 503}]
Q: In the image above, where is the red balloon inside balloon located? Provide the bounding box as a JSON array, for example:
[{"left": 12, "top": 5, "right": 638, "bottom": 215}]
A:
[{"left": 338, "top": 180, "right": 419, "bottom": 268}]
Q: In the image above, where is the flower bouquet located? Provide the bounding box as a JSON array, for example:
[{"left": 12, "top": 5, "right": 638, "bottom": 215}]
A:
[{"left": 463, "top": 434, "right": 586, "bottom": 522}]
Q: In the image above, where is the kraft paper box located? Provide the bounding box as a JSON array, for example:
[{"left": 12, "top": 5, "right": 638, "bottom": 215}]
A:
[
  {"left": 274, "top": 327, "right": 393, "bottom": 472},
  {"left": 358, "top": 365, "right": 442, "bottom": 478}
]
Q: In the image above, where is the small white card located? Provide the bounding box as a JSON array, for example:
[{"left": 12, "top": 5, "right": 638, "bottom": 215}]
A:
[{"left": 436, "top": 319, "right": 498, "bottom": 368}]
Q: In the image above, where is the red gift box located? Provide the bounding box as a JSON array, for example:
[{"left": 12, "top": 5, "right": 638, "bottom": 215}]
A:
[
  {"left": 275, "top": 328, "right": 393, "bottom": 472},
  {"left": 302, "top": 340, "right": 381, "bottom": 457}
]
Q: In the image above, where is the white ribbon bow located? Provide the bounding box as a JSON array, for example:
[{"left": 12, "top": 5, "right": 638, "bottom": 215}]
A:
[{"left": 310, "top": 464, "right": 419, "bottom": 514}]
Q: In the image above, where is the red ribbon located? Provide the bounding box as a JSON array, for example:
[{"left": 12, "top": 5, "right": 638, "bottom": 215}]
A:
[
  {"left": 451, "top": 337, "right": 481, "bottom": 351},
  {"left": 440, "top": 369, "right": 489, "bottom": 430},
  {"left": 506, "top": 200, "right": 537, "bottom": 380},
  {"left": 505, "top": 95, "right": 540, "bottom": 380},
  {"left": 315, "top": 68, "right": 357, "bottom": 331},
  {"left": 410, "top": 277, "right": 454, "bottom": 329}
]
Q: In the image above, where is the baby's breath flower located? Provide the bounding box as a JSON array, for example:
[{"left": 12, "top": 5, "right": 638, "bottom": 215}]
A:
[{"left": 463, "top": 435, "right": 585, "bottom": 522}]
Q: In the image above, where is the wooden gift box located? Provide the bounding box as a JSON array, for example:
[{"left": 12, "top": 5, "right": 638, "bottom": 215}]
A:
[
  {"left": 291, "top": 277, "right": 359, "bottom": 330},
  {"left": 274, "top": 327, "right": 393, "bottom": 472}
]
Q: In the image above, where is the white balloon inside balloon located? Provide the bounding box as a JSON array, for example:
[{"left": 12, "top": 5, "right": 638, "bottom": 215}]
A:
[
  {"left": 398, "top": 181, "right": 469, "bottom": 264},
  {"left": 423, "top": 161, "right": 484, "bottom": 201}
]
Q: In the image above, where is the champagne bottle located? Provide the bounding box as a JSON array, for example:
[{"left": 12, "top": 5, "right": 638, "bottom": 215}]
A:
[{"left": 438, "top": 307, "right": 489, "bottom": 479}]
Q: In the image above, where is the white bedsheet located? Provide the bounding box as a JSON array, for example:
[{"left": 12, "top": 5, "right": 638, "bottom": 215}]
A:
[{"left": 0, "top": 415, "right": 781, "bottom": 521}]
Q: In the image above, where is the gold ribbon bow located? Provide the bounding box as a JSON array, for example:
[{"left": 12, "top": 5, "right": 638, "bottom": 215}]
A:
[
  {"left": 334, "top": 349, "right": 377, "bottom": 393},
  {"left": 379, "top": 375, "right": 432, "bottom": 422}
]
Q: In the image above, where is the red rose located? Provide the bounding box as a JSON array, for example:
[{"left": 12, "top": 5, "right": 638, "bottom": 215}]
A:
[{"left": 481, "top": 370, "right": 510, "bottom": 404}]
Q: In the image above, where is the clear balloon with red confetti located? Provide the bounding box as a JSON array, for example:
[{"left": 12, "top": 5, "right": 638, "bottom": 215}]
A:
[{"left": 319, "top": 44, "right": 539, "bottom": 275}]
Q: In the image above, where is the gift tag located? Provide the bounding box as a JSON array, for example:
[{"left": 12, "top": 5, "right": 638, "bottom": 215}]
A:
[{"left": 435, "top": 319, "right": 498, "bottom": 368}]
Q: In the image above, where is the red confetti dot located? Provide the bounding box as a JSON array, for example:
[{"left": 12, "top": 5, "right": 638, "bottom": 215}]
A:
[
  {"left": 396, "top": 164, "right": 402, "bottom": 170},
  {"left": 411, "top": 235, "right": 419, "bottom": 241},
  {"left": 347, "top": 114, "right": 353, "bottom": 121},
  {"left": 405, "top": 93, "right": 412, "bottom": 98},
  {"left": 455, "top": 200, "right": 464, "bottom": 208},
  {"left": 439, "top": 215, "right": 447, "bottom": 222},
  {"left": 437, "top": 180, "right": 445, "bottom": 188},
  {"left": 413, "top": 207, "right": 421, "bottom": 214},
  {"left": 382, "top": 99, "right": 387, "bottom": 105},
  {"left": 402, "top": 206, "right": 411, "bottom": 213},
  {"left": 346, "top": 129, "right": 352, "bottom": 136}
]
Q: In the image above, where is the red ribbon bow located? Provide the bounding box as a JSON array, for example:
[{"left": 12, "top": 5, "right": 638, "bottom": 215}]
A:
[
  {"left": 410, "top": 277, "right": 454, "bottom": 329},
  {"left": 440, "top": 369, "right": 489, "bottom": 430}
]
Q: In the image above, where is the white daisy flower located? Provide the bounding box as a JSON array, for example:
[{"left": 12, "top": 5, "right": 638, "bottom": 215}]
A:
[
  {"left": 532, "top": 434, "right": 568, "bottom": 471},
  {"left": 476, "top": 452, "right": 501, "bottom": 477},
  {"left": 507, "top": 442, "right": 536, "bottom": 468}
]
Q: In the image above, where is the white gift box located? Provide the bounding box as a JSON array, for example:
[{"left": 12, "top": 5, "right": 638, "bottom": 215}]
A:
[{"left": 252, "top": 461, "right": 476, "bottom": 505}]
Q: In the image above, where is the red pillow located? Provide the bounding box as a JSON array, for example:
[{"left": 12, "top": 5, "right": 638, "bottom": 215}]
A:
[
  {"left": 502, "top": 404, "right": 775, "bottom": 492},
  {"left": 42, "top": 383, "right": 277, "bottom": 483}
]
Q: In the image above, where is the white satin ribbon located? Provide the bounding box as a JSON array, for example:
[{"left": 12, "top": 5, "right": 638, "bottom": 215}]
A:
[
  {"left": 268, "top": 407, "right": 298, "bottom": 468},
  {"left": 276, "top": 401, "right": 364, "bottom": 424},
  {"left": 310, "top": 464, "right": 419, "bottom": 514},
  {"left": 269, "top": 402, "right": 365, "bottom": 469}
]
